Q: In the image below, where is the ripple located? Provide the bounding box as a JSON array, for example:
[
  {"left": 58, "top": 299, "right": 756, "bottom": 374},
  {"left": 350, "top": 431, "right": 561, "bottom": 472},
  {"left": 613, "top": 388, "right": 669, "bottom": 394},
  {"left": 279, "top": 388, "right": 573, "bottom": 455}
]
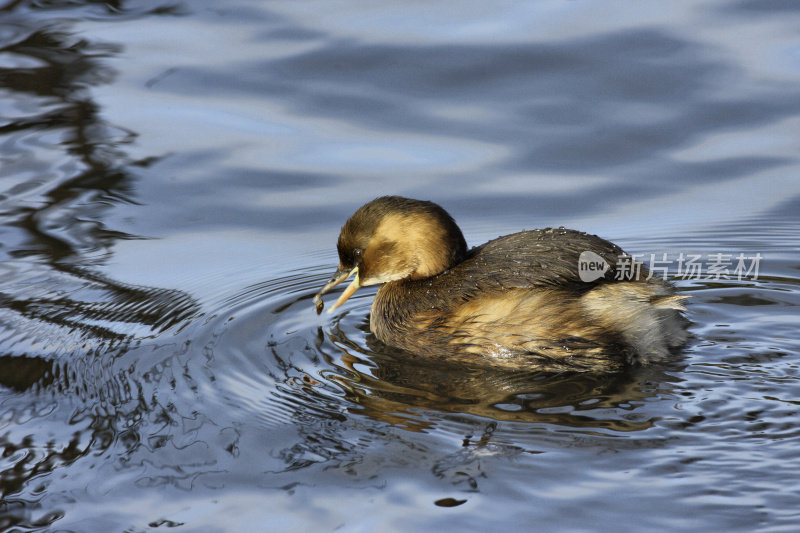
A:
[{"left": 198, "top": 266, "right": 686, "bottom": 440}]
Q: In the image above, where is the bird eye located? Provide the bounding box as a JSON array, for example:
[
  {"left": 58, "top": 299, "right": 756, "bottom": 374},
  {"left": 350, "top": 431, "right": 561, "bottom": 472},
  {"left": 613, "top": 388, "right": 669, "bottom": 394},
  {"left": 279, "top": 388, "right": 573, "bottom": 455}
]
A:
[{"left": 353, "top": 248, "right": 363, "bottom": 262}]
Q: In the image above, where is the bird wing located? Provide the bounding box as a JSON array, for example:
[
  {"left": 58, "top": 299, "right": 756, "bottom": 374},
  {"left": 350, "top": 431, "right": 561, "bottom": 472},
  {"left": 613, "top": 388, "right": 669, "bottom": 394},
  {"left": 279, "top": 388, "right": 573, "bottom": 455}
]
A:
[{"left": 447, "top": 228, "right": 636, "bottom": 293}]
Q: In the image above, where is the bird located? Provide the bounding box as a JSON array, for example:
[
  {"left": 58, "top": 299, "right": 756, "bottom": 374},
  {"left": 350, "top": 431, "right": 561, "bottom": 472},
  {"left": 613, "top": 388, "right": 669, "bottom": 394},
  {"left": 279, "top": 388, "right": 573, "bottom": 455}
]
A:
[{"left": 313, "top": 196, "right": 688, "bottom": 371}]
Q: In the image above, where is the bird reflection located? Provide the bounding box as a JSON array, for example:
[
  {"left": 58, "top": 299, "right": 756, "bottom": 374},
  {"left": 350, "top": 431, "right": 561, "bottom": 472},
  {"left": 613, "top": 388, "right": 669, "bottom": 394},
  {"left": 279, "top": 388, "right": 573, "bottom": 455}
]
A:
[{"left": 321, "top": 322, "right": 682, "bottom": 432}]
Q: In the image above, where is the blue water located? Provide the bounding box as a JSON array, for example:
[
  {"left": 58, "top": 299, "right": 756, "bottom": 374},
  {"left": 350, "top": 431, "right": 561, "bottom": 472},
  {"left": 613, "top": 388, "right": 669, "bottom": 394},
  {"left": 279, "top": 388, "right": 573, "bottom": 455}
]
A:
[{"left": 1, "top": 0, "right": 799, "bottom": 531}]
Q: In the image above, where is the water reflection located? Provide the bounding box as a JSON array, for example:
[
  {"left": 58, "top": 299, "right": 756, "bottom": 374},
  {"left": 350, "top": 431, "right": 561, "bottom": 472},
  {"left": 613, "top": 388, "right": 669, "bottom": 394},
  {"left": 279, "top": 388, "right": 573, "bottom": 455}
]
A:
[
  {"left": 0, "top": 3, "right": 201, "bottom": 528},
  {"left": 0, "top": 0, "right": 184, "bottom": 18},
  {"left": 317, "top": 319, "right": 678, "bottom": 433},
  {"left": 2, "top": 19, "right": 132, "bottom": 261},
  {"left": 0, "top": 0, "right": 200, "bottom": 385}
]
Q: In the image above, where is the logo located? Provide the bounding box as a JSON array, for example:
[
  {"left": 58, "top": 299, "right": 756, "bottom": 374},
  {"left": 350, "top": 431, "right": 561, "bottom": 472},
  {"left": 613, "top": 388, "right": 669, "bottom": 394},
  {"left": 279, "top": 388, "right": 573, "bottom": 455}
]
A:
[{"left": 578, "top": 251, "right": 609, "bottom": 282}]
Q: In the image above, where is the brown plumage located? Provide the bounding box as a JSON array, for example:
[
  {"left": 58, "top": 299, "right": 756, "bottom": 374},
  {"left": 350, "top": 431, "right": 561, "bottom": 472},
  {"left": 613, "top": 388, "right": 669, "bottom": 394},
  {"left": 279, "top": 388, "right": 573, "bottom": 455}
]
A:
[{"left": 313, "top": 196, "right": 688, "bottom": 371}]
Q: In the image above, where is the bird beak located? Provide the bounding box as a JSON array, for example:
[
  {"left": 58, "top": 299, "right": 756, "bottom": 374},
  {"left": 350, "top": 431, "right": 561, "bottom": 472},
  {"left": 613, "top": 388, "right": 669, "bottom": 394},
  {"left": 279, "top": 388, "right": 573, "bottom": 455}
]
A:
[{"left": 313, "top": 266, "right": 360, "bottom": 314}]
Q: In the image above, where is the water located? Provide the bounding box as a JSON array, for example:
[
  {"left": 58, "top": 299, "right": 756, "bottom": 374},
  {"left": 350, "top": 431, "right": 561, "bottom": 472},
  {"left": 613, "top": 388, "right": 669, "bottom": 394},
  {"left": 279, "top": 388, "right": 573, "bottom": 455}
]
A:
[{"left": 1, "top": 0, "right": 799, "bottom": 531}]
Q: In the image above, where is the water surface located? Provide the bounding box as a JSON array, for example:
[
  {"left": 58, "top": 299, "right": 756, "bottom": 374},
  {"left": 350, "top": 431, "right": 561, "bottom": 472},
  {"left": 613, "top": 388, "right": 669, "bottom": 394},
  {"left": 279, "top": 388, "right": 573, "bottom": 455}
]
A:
[{"left": 1, "top": 0, "right": 799, "bottom": 531}]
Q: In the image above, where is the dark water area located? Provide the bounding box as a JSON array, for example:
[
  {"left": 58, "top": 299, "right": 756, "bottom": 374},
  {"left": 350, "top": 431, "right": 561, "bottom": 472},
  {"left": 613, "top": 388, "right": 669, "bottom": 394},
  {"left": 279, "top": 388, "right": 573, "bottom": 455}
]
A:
[{"left": 1, "top": 0, "right": 799, "bottom": 531}]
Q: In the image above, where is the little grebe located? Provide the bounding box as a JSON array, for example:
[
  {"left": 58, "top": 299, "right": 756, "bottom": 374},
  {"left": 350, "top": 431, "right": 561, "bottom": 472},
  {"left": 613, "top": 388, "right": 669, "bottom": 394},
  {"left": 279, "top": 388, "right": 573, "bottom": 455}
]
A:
[{"left": 313, "top": 196, "right": 687, "bottom": 370}]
